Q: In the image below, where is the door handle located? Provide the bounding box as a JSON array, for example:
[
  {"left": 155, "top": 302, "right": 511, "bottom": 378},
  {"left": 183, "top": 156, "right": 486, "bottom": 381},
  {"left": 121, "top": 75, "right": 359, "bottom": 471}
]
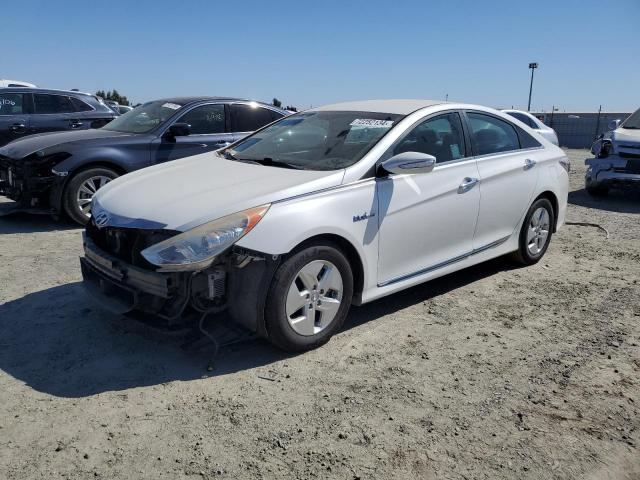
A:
[
  {"left": 458, "top": 177, "right": 478, "bottom": 193},
  {"left": 10, "top": 123, "right": 26, "bottom": 132},
  {"left": 69, "top": 120, "right": 84, "bottom": 129},
  {"left": 214, "top": 140, "right": 231, "bottom": 146},
  {"left": 524, "top": 158, "right": 537, "bottom": 170}
]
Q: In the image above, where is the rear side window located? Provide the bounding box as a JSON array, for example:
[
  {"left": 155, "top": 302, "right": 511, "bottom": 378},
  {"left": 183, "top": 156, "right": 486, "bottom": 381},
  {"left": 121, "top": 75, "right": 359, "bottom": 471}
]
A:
[
  {"left": 34, "top": 94, "right": 75, "bottom": 114},
  {"left": 506, "top": 111, "right": 538, "bottom": 129},
  {"left": 467, "top": 112, "right": 520, "bottom": 155},
  {"left": 177, "top": 104, "right": 225, "bottom": 134},
  {"left": 231, "top": 104, "right": 275, "bottom": 132},
  {"left": 0, "top": 93, "right": 24, "bottom": 115},
  {"left": 70, "top": 97, "right": 94, "bottom": 112}
]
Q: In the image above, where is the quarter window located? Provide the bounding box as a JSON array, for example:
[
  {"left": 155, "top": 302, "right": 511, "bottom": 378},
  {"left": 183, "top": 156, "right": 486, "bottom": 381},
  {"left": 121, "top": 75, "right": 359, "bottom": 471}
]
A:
[
  {"left": 70, "top": 97, "right": 94, "bottom": 112},
  {"left": 467, "top": 112, "right": 520, "bottom": 155},
  {"left": 393, "top": 113, "right": 466, "bottom": 163},
  {"left": 231, "top": 104, "right": 275, "bottom": 132},
  {"left": 176, "top": 104, "right": 225, "bottom": 134},
  {"left": 0, "top": 93, "right": 24, "bottom": 115},
  {"left": 34, "top": 94, "right": 76, "bottom": 114}
]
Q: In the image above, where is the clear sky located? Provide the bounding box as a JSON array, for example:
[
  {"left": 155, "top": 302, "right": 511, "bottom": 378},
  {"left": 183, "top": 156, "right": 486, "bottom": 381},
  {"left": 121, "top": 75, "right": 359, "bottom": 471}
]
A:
[{"left": 3, "top": 0, "right": 639, "bottom": 112}]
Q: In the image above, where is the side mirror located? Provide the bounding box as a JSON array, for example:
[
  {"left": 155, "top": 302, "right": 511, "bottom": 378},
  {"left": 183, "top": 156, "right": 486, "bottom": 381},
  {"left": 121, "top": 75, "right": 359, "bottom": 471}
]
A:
[
  {"left": 608, "top": 119, "right": 621, "bottom": 131},
  {"left": 165, "top": 122, "right": 191, "bottom": 138},
  {"left": 380, "top": 151, "right": 436, "bottom": 175}
]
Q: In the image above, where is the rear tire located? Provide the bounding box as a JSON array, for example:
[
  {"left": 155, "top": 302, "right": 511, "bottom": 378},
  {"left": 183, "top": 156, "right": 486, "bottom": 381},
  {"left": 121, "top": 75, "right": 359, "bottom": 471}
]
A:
[
  {"left": 265, "top": 242, "right": 353, "bottom": 352},
  {"left": 63, "top": 167, "right": 118, "bottom": 225},
  {"left": 512, "top": 198, "right": 554, "bottom": 266}
]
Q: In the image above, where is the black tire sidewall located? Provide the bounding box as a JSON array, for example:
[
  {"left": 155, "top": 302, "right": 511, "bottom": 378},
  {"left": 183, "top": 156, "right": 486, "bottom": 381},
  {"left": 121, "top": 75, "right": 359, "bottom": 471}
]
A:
[
  {"left": 63, "top": 167, "right": 118, "bottom": 225},
  {"left": 518, "top": 198, "right": 554, "bottom": 265},
  {"left": 265, "top": 243, "right": 354, "bottom": 352}
]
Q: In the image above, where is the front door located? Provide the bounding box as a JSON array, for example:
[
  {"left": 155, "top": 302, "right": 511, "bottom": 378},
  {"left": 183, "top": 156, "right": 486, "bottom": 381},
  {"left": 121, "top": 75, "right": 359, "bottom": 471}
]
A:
[
  {"left": 152, "top": 103, "right": 233, "bottom": 164},
  {"left": 377, "top": 112, "right": 481, "bottom": 285},
  {"left": 0, "top": 92, "right": 30, "bottom": 146}
]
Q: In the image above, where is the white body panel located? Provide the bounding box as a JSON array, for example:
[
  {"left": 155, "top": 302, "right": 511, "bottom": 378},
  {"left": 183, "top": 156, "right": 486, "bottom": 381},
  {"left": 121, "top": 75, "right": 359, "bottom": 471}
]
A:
[{"left": 94, "top": 100, "right": 569, "bottom": 307}]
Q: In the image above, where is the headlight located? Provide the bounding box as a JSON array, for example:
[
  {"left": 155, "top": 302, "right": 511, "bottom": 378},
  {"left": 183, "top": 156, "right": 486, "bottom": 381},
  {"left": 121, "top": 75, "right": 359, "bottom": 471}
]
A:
[{"left": 141, "top": 205, "right": 270, "bottom": 271}]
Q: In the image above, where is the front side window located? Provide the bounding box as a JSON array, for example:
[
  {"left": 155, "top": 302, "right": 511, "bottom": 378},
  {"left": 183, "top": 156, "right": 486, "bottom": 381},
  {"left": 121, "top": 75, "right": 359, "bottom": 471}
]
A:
[
  {"left": 176, "top": 104, "right": 225, "bottom": 134},
  {"left": 102, "top": 100, "right": 186, "bottom": 134},
  {"left": 0, "top": 93, "right": 24, "bottom": 115},
  {"left": 231, "top": 104, "right": 276, "bottom": 132},
  {"left": 34, "top": 94, "right": 75, "bottom": 114},
  {"left": 467, "top": 112, "right": 520, "bottom": 155},
  {"left": 225, "top": 110, "right": 402, "bottom": 170},
  {"left": 393, "top": 113, "right": 466, "bottom": 162}
]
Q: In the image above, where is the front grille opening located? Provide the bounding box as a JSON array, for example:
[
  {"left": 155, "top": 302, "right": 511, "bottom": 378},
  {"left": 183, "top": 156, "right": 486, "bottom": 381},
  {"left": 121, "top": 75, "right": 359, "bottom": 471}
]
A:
[{"left": 86, "top": 221, "right": 180, "bottom": 270}]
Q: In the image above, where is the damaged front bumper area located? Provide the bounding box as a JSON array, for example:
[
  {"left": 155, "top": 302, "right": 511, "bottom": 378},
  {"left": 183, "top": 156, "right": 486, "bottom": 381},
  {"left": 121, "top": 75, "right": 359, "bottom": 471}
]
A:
[
  {"left": 80, "top": 229, "right": 280, "bottom": 335},
  {"left": 585, "top": 155, "right": 640, "bottom": 190},
  {"left": 0, "top": 153, "right": 67, "bottom": 213}
]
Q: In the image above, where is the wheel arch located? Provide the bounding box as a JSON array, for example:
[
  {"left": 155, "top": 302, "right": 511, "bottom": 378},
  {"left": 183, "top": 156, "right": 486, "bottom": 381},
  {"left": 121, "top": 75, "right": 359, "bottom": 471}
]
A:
[
  {"left": 288, "top": 233, "right": 366, "bottom": 305},
  {"left": 534, "top": 190, "right": 559, "bottom": 232}
]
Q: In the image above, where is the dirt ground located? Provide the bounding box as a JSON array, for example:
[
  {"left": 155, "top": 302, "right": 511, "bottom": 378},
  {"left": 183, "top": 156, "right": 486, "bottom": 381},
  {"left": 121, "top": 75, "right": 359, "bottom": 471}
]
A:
[{"left": 0, "top": 149, "right": 638, "bottom": 480}]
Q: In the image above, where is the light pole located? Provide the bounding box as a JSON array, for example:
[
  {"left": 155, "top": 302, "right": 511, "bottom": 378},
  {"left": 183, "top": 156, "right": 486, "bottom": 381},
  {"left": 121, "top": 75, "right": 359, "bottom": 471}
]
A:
[{"left": 527, "top": 62, "right": 538, "bottom": 111}]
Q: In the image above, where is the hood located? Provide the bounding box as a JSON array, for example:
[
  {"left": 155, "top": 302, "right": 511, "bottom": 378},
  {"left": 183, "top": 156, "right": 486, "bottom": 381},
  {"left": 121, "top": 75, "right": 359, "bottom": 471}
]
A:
[
  {"left": 94, "top": 152, "right": 345, "bottom": 232},
  {"left": 0, "top": 129, "right": 134, "bottom": 159},
  {"left": 612, "top": 128, "right": 640, "bottom": 144}
]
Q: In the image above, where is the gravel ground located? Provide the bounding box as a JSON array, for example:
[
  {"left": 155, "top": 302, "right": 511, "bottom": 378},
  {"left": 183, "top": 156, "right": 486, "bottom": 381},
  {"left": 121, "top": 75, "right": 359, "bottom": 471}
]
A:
[{"left": 0, "top": 149, "right": 638, "bottom": 480}]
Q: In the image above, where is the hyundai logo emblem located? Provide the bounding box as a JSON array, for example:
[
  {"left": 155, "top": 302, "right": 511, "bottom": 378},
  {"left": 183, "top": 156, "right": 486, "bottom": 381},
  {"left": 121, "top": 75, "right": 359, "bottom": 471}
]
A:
[{"left": 94, "top": 211, "right": 110, "bottom": 228}]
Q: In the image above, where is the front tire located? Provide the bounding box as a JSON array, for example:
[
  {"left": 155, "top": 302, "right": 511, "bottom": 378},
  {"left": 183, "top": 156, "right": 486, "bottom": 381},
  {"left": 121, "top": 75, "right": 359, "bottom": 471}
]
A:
[
  {"left": 265, "top": 243, "right": 354, "bottom": 352},
  {"left": 63, "top": 167, "right": 118, "bottom": 225},
  {"left": 512, "top": 198, "right": 554, "bottom": 265}
]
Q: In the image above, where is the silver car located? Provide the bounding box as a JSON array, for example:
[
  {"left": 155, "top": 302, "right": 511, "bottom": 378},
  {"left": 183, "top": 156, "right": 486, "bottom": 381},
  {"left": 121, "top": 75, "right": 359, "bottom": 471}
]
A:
[{"left": 586, "top": 107, "right": 640, "bottom": 196}]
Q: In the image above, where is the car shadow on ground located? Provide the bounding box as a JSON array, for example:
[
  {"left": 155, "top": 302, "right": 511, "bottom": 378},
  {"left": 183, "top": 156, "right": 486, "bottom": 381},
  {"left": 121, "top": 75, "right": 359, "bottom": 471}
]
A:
[
  {"left": 0, "top": 257, "right": 518, "bottom": 399},
  {"left": 568, "top": 188, "right": 640, "bottom": 214},
  {"left": 0, "top": 211, "right": 80, "bottom": 234}
]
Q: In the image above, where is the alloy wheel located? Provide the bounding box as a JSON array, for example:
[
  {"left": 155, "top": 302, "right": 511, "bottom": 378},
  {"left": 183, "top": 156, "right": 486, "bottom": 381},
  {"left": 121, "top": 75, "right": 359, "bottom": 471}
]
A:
[
  {"left": 526, "top": 207, "right": 550, "bottom": 256},
  {"left": 77, "top": 175, "right": 112, "bottom": 217},
  {"left": 285, "top": 260, "right": 344, "bottom": 336}
]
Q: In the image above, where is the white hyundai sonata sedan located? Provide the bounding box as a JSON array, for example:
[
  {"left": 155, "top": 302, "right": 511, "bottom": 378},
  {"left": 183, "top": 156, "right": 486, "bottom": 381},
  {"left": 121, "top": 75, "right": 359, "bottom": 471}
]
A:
[{"left": 81, "top": 100, "right": 569, "bottom": 351}]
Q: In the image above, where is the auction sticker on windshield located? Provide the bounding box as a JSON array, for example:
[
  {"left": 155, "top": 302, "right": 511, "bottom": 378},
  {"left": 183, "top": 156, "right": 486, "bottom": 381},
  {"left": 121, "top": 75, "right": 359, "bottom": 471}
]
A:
[
  {"left": 162, "top": 103, "right": 181, "bottom": 110},
  {"left": 350, "top": 119, "right": 394, "bottom": 128}
]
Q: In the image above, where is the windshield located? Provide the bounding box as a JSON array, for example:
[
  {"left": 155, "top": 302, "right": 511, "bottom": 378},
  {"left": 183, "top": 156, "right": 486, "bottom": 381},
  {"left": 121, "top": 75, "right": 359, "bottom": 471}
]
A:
[
  {"left": 102, "top": 100, "right": 185, "bottom": 134},
  {"left": 225, "top": 110, "right": 403, "bottom": 170},
  {"left": 621, "top": 108, "right": 640, "bottom": 129}
]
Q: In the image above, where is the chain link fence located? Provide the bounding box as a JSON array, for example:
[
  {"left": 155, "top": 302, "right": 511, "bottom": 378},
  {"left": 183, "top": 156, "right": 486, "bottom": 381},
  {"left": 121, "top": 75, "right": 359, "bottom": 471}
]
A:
[{"left": 534, "top": 111, "right": 631, "bottom": 149}]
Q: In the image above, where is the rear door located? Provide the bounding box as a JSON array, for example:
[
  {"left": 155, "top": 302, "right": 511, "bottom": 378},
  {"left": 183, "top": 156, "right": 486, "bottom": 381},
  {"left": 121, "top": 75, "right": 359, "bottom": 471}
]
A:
[
  {"left": 29, "top": 93, "right": 80, "bottom": 134},
  {"left": 0, "top": 92, "right": 30, "bottom": 146},
  {"left": 151, "top": 103, "right": 232, "bottom": 164},
  {"left": 229, "top": 103, "right": 284, "bottom": 142},
  {"left": 464, "top": 111, "right": 542, "bottom": 249}
]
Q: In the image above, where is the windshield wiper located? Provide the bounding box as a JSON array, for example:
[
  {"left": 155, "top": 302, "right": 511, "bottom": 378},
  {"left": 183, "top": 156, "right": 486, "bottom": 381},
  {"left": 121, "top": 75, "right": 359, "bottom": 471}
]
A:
[
  {"left": 251, "top": 157, "right": 305, "bottom": 170},
  {"left": 622, "top": 126, "right": 639, "bottom": 129}
]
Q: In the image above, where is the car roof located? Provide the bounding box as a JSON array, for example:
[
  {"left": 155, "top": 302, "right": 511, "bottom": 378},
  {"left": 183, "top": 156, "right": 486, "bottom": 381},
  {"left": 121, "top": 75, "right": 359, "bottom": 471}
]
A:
[
  {"left": 0, "top": 87, "right": 94, "bottom": 96},
  {"left": 155, "top": 97, "right": 285, "bottom": 111},
  {"left": 501, "top": 109, "right": 536, "bottom": 116},
  {"left": 311, "top": 99, "right": 445, "bottom": 115}
]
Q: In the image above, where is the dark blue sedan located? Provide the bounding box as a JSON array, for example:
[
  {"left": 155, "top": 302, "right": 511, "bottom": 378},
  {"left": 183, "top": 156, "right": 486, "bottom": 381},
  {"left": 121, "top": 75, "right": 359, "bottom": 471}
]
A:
[{"left": 0, "top": 97, "right": 288, "bottom": 224}]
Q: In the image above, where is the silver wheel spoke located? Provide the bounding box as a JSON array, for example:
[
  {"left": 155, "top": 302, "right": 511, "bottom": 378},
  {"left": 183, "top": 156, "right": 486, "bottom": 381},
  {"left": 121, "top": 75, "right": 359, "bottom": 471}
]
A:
[
  {"left": 285, "top": 259, "right": 344, "bottom": 337},
  {"left": 289, "top": 306, "right": 316, "bottom": 336},
  {"left": 286, "top": 282, "right": 307, "bottom": 314}
]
